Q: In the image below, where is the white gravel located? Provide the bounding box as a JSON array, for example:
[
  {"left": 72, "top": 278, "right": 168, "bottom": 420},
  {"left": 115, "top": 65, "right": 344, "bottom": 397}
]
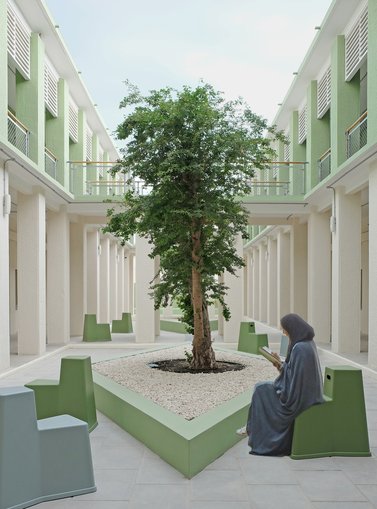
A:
[{"left": 93, "top": 346, "right": 277, "bottom": 420}]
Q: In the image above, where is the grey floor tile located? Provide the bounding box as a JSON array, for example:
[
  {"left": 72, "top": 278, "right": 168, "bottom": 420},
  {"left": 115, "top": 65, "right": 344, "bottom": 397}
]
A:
[
  {"left": 205, "top": 452, "right": 240, "bottom": 470},
  {"left": 332, "top": 457, "right": 377, "bottom": 484},
  {"left": 239, "top": 455, "right": 298, "bottom": 484},
  {"left": 78, "top": 469, "right": 138, "bottom": 501},
  {"left": 285, "top": 456, "right": 340, "bottom": 471},
  {"left": 129, "top": 484, "right": 189, "bottom": 509},
  {"left": 313, "top": 503, "right": 375, "bottom": 509},
  {"left": 42, "top": 500, "right": 131, "bottom": 508},
  {"left": 189, "top": 470, "right": 248, "bottom": 501},
  {"left": 188, "top": 502, "right": 251, "bottom": 509},
  {"left": 357, "top": 485, "right": 377, "bottom": 505},
  {"left": 295, "top": 470, "right": 367, "bottom": 502},
  {"left": 246, "top": 484, "right": 315, "bottom": 509},
  {"left": 91, "top": 442, "right": 144, "bottom": 469},
  {"left": 135, "top": 456, "right": 188, "bottom": 484}
]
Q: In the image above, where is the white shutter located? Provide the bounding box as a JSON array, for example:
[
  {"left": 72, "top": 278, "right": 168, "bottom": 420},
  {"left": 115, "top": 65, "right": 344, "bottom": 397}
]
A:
[
  {"left": 86, "top": 126, "right": 93, "bottom": 161},
  {"left": 7, "top": 2, "right": 31, "bottom": 79},
  {"left": 298, "top": 105, "right": 307, "bottom": 144},
  {"left": 44, "top": 60, "right": 59, "bottom": 117},
  {"left": 69, "top": 99, "right": 78, "bottom": 142},
  {"left": 345, "top": 7, "right": 368, "bottom": 81},
  {"left": 317, "top": 66, "right": 331, "bottom": 119},
  {"left": 284, "top": 131, "right": 290, "bottom": 162}
]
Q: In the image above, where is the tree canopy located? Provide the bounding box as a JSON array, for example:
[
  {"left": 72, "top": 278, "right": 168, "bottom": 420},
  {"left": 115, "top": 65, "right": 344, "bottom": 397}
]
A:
[{"left": 105, "top": 82, "right": 282, "bottom": 369}]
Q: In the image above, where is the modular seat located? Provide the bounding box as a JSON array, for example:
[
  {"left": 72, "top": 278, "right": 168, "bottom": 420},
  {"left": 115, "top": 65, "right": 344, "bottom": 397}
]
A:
[
  {"left": 83, "top": 313, "right": 111, "bottom": 341},
  {"left": 291, "top": 366, "right": 371, "bottom": 459},
  {"left": 237, "top": 322, "right": 268, "bottom": 354},
  {"left": 26, "top": 356, "right": 98, "bottom": 432},
  {"left": 112, "top": 311, "right": 133, "bottom": 333},
  {"left": 0, "top": 386, "right": 96, "bottom": 509}
]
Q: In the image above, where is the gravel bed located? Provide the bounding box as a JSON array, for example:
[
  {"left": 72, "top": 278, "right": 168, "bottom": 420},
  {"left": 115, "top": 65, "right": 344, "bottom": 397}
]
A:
[{"left": 93, "top": 346, "right": 277, "bottom": 420}]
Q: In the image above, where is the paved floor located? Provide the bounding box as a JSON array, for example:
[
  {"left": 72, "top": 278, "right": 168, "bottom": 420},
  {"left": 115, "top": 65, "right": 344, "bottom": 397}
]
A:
[{"left": 2, "top": 323, "right": 377, "bottom": 509}]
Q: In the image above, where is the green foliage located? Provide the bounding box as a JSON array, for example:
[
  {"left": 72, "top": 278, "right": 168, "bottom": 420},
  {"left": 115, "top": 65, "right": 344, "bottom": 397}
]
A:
[{"left": 105, "top": 82, "right": 282, "bottom": 334}]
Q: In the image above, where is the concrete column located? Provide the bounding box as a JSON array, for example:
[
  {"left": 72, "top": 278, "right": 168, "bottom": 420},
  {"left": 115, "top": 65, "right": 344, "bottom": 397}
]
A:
[
  {"left": 109, "top": 241, "right": 118, "bottom": 321},
  {"left": 0, "top": 164, "right": 10, "bottom": 370},
  {"left": 70, "top": 221, "right": 86, "bottom": 335},
  {"left": 17, "top": 190, "right": 46, "bottom": 354},
  {"left": 135, "top": 236, "right": 156, "bottom": 342},
  {"left": 246, "top": 251, "right": 253, "bottom": 318},
  {"left": 128, "top": 253, "right": 135, "bottom": 314},
  {"left": 117, "top": 246, "right": 125, "bottom": 316},
  {"left": 307, "top": 210, "right": 331, "bottom": 344},
  {"left": 99, "top": 236, "right": 110, "bottom": 323},
  {"left": 46, "top": 207, "right": 70, "bottom": 344},
  {"left": 369, "top": 163, "right": 377, "bottom": 368},
  {"left": 86, "top": 229, "right": 100, "bottom": 316},
  {"left": 218, "top": 274, "right": 224, "bottom": 336},
  {"left": 154, "top": 256, "right": 160, "bottom": 336},
  {"left": 277, "top": 230, "right": 290, "bottom": 323},
  {"left": 123, "top": 251, "right": 130, "bottom": 312},
  {"left": 332, "top": 187, "right": 361, "bottom": 353},
  {"left": 223, "top": 234, "right": 243, "bottom": 341},
  {"left": 252, "top": 247, "right": 260, "bottom": 320},
  {"left": 258, "top": 243, "right": 267, "bottom": 322},
  {"left": 290, "top": 221, "right": 308, "bottom": 319},
  {"left": 267, "top": 236, "right": 278, "bottom": 327}
]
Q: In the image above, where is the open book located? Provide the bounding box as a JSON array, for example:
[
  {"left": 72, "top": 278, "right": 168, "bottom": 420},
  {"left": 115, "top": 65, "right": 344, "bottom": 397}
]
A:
[{"left": 259, "top": 346, "right": 284, "bottom": 366}]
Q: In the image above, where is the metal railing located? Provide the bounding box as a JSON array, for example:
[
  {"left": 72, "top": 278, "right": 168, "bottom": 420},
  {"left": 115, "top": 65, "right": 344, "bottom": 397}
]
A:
[
  {"left": 7, "top": 111, "right": 29, "bottom": 156},
  {"left": 69, "top": 161, "right": 152, "bottom": 198},
  {"left": 346, "top": 111, "right": 367, "bottom": 159},
  {"left": 248, "top": 161, "right": 307, "bottom": 196},
  {"left": 318, "top": 148, "right": 331, "bottom": 182},
  {"left": 44, "top": 147, "right": 58, "bottom": 180}
]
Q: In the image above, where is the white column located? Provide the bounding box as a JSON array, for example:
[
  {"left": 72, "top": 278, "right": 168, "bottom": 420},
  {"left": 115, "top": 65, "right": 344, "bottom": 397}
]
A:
[
  {"left": 123, "top": 252, "right": 130, "bottom": 312},
  {"left": 258, "top": 243, "right": 267, "bottom": 322},
  {"left": 267, "top": 236, "right": 278, "bottom": 327},
  {"left": 109, "top": 241, "right": 118, "bottom": 321},
  {"left": 332, "top": 187, "right": 361, "bottom": 353},
  {"left": 135, "top": 235, "right": 156, "bottom": 342},
  {"left": 307, "top": 211, "right": 331, "bottom": 344},
  {"left": 369, "top": 163, "right": 377, "bottom": 367},
  {"left": 290, "top": 221, "right": 308, "bottom": 319},
  {"left": 70, "top": 221, "right": 86, "bottom": 335},
  {"left": 99, "top": 236, "right": 110, "bottom": 323},
  {"left": 154, "top": 256, "right": 160, "bottom": 336},
  {"left": 0, "top": 165, "right": 10, "bottom": 370},
  {"left": 117, "top": 246, "right": 125, "bottom": 316},
  {"left": 128, "top": 253, "right": 135, "bottom": 314},
  {"left": 17, "top": 190, "right": 46, "bottom": 354},
  {"left": 46, "top": 208, "right": 70, "bottom": 344},
  {"left": 223, "top": 234, "right": 243, "bottom": 341},
  {"left": 86, "top": 229, "right": 100, "bottom": 316},
  {"left": 218, "top": 274, "right": 224, "bottom": 336},
  {"left": 277, "top": 229, "right": 290, "bottom": 323},
  {"left": 252, "top": 247, "right": 260, "bottom": 319},
  {"left": 246, "top": 250, "right": 253, "bottom": 318}
]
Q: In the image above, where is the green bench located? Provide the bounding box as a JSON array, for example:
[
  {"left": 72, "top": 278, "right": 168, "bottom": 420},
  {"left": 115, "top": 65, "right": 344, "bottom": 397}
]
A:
[
  {"left": 112, "top": 312, "right": 133, "bottom": 333},
  {"left": 25, "top": 356, "right": 98, "bottom": 433},
  {"left": 83, "top": 313, "right": 111, "bottom": 341},
  {"left": 237, "top": 322, "right": 268, "bottom": 354},
  {"left": 291, "top": 365, "right": 371, "bottom": 459}
]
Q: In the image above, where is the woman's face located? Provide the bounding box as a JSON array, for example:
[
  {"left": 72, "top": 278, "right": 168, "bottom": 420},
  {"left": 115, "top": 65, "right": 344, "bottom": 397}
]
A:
[{"left": 281, "top": 327, "right": 289, "bottom": 339}]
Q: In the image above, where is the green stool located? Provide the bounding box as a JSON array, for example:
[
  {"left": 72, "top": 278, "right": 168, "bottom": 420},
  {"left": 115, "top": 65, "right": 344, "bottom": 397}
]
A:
[
  {"left": 26, "top": 356, "right": 98, "bottom": 432},
  {"left": 280, "top": 334, "right": 289, "bottom": 357},
  {"left": 238, "top": 321, "right": 268, "bottom": 354},
  {"left": 83, "top": 314, "right": 111, "bottom": 341},
  {"left": 291, "top": 366, "right": 371, "bottom": 459},
  {"left": 112, "top": 312, "right": 133, "bottom": 333}
]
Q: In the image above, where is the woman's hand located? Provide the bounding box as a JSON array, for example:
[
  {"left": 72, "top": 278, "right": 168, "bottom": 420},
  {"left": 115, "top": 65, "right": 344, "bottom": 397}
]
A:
[{"left": 270, "top": 352, "right": 282, "bottom": 371}]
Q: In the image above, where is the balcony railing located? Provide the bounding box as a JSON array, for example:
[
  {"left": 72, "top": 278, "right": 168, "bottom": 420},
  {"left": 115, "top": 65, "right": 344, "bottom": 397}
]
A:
[
  {"left": 69, "top": 161, "right": 152, "bottom": 198},
  {"left": 44, "top": 147, "right": 58, "bottom": 180},
  {"left": 7, "top": 111, "right": 29, "bottom": 156},
  {"left": 346, "top": 111, "right": 367, "bottom": 159},
  {"left": 318, "top": 148, "right": 331, "bottom": 182},
  {"left": 248, "top": 161, "right": 307, "bottom": 196}
]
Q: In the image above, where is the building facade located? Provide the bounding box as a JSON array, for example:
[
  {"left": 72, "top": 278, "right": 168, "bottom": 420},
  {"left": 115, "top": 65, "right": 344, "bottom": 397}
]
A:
[{"left": 243, "top": 0, "right": 377, "bottom": 367}]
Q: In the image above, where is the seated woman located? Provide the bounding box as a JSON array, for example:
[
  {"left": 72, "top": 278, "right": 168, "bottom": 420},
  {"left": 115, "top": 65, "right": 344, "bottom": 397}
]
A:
[{"left": 238, "top": 313, "right": 324, "bottom": 456}]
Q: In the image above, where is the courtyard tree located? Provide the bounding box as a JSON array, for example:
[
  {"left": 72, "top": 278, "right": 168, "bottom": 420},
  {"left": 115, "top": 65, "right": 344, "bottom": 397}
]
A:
[{"left": 105, "top": 82, "right": 282, "bottom": 370}]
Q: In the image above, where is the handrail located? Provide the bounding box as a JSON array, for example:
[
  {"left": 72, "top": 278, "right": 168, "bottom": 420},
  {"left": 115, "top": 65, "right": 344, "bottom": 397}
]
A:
[
  {"left": 7, "top": 110, "right": 29, "bottom": 132},
  {"left": 318, "top": 148, "right": 331, "bottom": 161},
  {"left": 45, "top": 147, "right": 57, "bottom": 161},
  {"left": 68, "top": 160, "right": 118, "bottom": 165},
  {"left": 251, "top": 180, "right": 290, "bottom": 184},
  {"left": 267, "top": 161, "right": 308, "bottom": 165},
  {"left": 345, "top": 111, "right": 368, "bottom": 134}
]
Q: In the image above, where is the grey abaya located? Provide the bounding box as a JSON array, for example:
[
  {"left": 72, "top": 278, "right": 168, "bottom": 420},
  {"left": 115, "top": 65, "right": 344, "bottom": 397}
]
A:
[{"left": 246, "top": 314, "right": 324, "bottom": 456}]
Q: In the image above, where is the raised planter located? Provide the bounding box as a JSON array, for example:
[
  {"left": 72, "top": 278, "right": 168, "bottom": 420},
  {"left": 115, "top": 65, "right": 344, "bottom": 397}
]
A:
[{"left": 93, "top": 348, "right": 249, "bottom": 478}]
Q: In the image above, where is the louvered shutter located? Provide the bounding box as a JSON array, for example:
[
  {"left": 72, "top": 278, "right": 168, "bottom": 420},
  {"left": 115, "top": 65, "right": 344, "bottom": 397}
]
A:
[
  {"left": 317, "top": 67, "right": 331, "bottom": 119},
  {"left": 298, "top": 105, "right": 307, "bottom": 144},
  {"left": 7, "top": 2, "right": 31, "bottom": 79},
  {"left": 44, "top": 60, "right": 58, "bottom": 117},
  {"left": 345, "top": 7, "right": 368, "bottom": 81},
  {"left": 86, "top": 127, "right": 93, "bottom": 161},
  {"left": 69, "top": 100, "right": 79, "bottom": 142}
]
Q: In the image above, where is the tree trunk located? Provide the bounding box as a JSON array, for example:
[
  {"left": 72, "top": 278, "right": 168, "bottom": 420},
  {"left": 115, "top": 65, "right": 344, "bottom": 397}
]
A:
[{"left": 191, "top": 228, "right": 216, "bottom": 370}]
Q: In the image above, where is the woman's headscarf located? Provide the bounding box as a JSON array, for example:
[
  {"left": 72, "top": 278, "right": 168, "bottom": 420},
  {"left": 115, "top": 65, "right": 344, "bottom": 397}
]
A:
[{"left": 280, "top": 313, "right": 314, "bottom": 362}]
